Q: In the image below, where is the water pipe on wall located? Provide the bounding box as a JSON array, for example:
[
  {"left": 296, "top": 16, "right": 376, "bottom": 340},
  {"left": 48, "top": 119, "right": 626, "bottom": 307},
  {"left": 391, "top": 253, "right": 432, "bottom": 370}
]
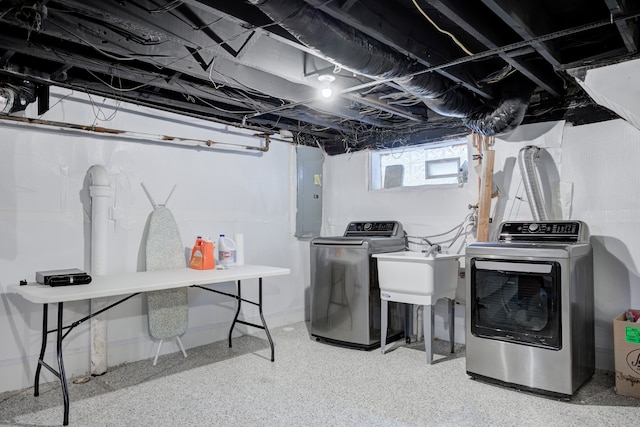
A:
[
  {"left": 88, "top": 165, "right": 111, "bottom": 375},
  {"left": 0, "top": 114, "right": 272, "bottom": 152}
]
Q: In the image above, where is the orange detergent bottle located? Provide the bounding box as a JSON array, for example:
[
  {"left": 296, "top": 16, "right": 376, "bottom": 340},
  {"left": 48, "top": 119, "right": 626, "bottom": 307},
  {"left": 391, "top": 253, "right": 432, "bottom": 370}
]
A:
[{"left": 189, "top": 236, "right": 215, "bottom": 270}]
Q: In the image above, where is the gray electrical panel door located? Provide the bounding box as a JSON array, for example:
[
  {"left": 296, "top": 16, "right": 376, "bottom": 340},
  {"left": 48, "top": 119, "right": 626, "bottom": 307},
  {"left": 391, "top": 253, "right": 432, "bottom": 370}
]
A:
[{"left": 296, "top": 145, "right": 323, "bottom": 237}]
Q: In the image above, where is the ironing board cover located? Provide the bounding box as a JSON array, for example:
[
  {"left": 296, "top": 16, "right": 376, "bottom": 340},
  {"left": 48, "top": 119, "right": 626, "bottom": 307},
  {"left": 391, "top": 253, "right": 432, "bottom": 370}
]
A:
[{"left": 145, "top": 206, "right": 188, "bottom": 340}]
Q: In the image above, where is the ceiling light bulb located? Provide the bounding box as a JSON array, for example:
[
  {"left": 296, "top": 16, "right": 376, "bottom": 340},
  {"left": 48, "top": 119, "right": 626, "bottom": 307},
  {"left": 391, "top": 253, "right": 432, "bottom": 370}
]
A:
[{"left": 317, "top": 74, "right": 336, "bottom": 99}]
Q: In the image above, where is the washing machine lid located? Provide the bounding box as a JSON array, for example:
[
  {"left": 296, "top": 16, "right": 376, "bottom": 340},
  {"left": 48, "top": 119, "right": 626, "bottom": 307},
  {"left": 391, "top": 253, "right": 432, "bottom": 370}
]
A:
[{"left": 311, "top": 221, "right": 406, "bottom": 252}]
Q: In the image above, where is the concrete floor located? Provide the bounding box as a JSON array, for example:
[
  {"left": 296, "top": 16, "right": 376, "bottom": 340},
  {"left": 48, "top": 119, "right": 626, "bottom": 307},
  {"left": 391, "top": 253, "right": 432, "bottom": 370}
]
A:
[{"left": 1, "top": 321, "right": 639, "bottom": 426}]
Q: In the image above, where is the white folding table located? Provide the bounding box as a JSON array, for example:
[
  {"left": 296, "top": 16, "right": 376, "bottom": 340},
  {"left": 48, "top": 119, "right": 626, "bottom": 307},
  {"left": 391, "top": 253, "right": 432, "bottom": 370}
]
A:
[{"left": 8, "top": 264, "right": 290, "bottom": 426}]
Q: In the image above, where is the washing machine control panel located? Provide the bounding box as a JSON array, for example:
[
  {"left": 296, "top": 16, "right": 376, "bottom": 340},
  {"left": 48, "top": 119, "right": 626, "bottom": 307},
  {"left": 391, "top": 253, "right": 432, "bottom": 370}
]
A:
[
  {"left": 344, "top": 221, "right": 400, "bottom": 237},
  {"left": 498, "top": 221, "right": 583, "bottom": 243}
]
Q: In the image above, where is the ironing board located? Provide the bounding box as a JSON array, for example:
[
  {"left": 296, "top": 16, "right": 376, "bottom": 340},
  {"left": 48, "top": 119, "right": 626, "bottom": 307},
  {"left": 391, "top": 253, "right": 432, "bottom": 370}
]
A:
[{"left": 145, "top": 204, "right": 189, "bottom": 365}]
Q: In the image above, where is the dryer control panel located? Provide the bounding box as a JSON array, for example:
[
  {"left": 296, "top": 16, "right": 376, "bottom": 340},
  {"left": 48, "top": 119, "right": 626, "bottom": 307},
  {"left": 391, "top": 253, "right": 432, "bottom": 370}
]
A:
[{"left": 498, "top": 221, "right": 586, "bottom": 243}]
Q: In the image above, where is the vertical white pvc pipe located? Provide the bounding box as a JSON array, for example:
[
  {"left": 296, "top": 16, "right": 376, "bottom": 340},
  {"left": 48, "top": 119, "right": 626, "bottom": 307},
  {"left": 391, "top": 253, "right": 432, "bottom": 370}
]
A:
[{"left": 88, "top": 165, "right": 111, "bottom": 375}]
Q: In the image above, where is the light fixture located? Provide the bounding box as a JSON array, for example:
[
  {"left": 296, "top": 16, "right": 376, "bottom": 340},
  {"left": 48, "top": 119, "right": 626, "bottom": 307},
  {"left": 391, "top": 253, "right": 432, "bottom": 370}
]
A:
[
  {"left": 317, "top": 74, "right": 335, "bottom": 98},
  {"left": 0, "top": 80, "right": 37, "bottom": 114},
  {"left": 0, "top": 87, "right": 16, "bottom": 113}
]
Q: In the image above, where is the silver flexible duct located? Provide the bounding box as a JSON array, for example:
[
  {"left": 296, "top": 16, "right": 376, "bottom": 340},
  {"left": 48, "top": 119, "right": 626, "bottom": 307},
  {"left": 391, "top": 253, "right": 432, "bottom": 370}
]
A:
[{"left": 518, "top": 146, "right": 548, "bottom": 221}]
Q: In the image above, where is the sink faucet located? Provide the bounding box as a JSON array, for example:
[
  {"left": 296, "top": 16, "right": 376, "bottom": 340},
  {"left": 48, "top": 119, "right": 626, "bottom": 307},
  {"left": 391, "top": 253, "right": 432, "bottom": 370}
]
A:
[
  {"left": 424, "top": 244, "right": 442, "bottom": 257},
  {"left": 421, "top": 237, "right": 441, "bottom": 257}
]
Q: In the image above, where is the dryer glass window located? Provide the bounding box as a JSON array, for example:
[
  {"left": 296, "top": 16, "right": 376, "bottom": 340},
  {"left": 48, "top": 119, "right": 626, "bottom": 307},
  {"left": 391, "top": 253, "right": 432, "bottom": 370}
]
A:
[{"left": 470, "top": 259, "right": 561, "bottom": 350}]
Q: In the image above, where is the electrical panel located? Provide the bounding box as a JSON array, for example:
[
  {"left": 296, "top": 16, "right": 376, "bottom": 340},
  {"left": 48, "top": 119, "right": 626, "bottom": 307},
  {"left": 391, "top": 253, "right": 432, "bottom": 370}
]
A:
[{"left": 295, "top": 145, "right": 323, "bottom": 238}]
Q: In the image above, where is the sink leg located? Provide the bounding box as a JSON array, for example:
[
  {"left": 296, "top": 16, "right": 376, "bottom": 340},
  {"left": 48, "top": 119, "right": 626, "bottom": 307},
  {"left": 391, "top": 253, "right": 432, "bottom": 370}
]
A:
[
  {"left": 381, "top": 299, "right": 388, "bottom": 354},
  {"left": 405, "top": 304, "right": 412, "bottom": 344},
  {"left": 448, "top": 298, "right": 455, "bottom": 354},
  {"left": 424, "top": 304, "right": 434, "bottom": 364}
]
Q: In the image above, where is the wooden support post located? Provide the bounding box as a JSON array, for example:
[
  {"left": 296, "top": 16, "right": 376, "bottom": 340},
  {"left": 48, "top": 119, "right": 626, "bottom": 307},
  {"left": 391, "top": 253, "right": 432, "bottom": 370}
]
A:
[{"left": 476, "top": 137, "right": 495, "bottom": 242}]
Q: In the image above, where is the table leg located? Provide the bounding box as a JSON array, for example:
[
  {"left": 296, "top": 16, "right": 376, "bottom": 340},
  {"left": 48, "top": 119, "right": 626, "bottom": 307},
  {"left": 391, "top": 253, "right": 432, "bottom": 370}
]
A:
[
  {"left": 227, "top": 279, "right": 275, "bottom": 362},
  {"left": 228, "top": 280, "right": 242, "bottom": 349},
  {"left": 34, "top": 303, "right": 48, "bottom": 397},
  {"left": 257, "top": 278, "right": 275, "bottom": 362},
  {"left": 56, "top": 302, "right": 70, "bottom": 426},
  {"left": 30, "top": 294, "right": 139, "bottom": 426}
]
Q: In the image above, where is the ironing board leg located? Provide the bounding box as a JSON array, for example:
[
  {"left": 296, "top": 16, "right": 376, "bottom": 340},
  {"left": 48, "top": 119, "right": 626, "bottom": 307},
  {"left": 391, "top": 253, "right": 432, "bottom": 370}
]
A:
[
  {"left": 153, "top": 340, "right": 164, "bottom": 366},
  {"left": 176, "top": 336, "right": 187, "bottom": 358}
]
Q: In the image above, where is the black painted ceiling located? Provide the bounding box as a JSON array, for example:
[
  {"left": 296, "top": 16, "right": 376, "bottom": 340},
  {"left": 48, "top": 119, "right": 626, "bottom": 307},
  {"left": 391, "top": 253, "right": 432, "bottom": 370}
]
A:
[{"left": 0, "top": 0, "right": 638, "bottom": 154}]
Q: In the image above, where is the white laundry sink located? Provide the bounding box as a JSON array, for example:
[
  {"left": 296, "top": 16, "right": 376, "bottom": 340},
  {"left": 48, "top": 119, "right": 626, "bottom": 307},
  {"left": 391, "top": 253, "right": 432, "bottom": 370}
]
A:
[
  {"left": 375, "top": 250, "right": 463, "bottom": 364},
  {"left": 373, "top": 251, "right": 463, "bottom": 305}
]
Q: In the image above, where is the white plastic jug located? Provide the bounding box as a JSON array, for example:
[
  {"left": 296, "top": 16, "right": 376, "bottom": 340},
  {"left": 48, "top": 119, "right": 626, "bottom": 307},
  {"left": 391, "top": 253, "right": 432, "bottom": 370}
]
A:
[{"left": 218, "top": 234, "right": 237, "bottom": 267}]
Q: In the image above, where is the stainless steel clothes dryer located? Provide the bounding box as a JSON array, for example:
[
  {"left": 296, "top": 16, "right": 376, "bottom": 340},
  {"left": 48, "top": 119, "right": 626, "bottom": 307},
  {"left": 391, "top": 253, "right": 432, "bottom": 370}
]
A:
[
  {"left": 465, "top": 221, "right": 594, "bottom": 396},
  {"left": 310, "top": 221, "right": 406, "bottom": 349}
]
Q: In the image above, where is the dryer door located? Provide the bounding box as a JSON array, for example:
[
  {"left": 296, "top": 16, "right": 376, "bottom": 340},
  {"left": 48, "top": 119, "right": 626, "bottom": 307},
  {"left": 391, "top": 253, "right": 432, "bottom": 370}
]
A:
[{"left": 470, "top": 258, "right": 562, "bottom": 350}]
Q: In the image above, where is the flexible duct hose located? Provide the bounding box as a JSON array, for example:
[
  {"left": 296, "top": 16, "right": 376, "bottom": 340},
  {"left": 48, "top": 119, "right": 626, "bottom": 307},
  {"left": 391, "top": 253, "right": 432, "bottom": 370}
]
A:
[
  {"left": 518, "top": 146, "right": 548, "bottom": 221},
  {"left": 249, "top": 0, "right": 534, "bottom": 134}
]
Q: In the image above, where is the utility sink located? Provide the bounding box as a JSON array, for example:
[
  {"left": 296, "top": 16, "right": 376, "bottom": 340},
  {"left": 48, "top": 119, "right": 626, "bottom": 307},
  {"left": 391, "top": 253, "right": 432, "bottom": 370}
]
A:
[
  {"left": 374, "top": 250, "right": 464, "bottom": 364},
  {"left": 373, "top": 251, "right": 463, "bottom": 305}
]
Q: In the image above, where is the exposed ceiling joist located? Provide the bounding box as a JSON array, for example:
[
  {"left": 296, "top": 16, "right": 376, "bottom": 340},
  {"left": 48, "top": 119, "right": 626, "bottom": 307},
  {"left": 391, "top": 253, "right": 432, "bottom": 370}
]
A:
[{"left": 0, "top": 0, "right": 637, "bottom": 154}]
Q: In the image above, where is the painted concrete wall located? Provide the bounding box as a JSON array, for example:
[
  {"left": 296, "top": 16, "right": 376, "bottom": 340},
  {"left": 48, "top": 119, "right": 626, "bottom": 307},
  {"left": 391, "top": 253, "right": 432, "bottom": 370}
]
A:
[
  {"left": 0, "top": 89, "right": 309, "bottom": 393},
  {"left": 323, "top": 119, "right": 640, "bottom": 371},
  {"left": 3, "top": 87, "right": 640, "bottom": 394}
]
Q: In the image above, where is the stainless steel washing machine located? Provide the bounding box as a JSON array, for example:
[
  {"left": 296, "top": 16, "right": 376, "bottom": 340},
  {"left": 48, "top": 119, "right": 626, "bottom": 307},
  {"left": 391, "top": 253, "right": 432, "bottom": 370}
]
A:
[
  {"left": 465, "top": 221, "right": 594, "bottom": 396},
  {"left": 310, "top": 221, "right": 406, "bottom": 349}
]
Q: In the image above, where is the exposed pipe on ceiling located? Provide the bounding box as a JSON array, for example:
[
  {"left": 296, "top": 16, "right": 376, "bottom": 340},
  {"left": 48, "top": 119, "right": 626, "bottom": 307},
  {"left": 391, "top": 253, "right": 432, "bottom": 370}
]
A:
[{"left": 249, "top": 0, "right": 535, "bottom": 135}]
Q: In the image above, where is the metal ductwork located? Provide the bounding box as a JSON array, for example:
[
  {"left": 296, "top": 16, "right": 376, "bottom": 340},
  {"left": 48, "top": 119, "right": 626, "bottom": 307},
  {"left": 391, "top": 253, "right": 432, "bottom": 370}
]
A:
[
  {"left": 518, "top": 145, "right": 548, "bottom": 221},
  {"left": 249, "top": 0, "right": 535, "bottom": 135}
]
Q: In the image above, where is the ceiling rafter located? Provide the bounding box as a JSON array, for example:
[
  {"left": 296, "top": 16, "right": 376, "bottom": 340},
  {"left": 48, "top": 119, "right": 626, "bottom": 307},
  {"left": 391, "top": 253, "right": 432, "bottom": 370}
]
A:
[
  {"left": 480, "top": 0, "right": 562, "bottom": 68},
  {"left": 302, "top": 0, "right": 496, "bottom": 100},
  {"left": 427, "top": 0, "right": 565, "bottom": 97},
  {"left": 603, "top": 0, "right": 640, "bottom": 54}
]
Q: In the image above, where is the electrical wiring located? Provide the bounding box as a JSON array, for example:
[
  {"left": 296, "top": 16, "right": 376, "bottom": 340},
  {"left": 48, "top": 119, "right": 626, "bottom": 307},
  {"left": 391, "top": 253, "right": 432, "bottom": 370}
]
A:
[
  {"left": 27, "top": 7, "right": 441, "bottom": 148},
  {"left": 0, "top": 6, "right": 13, "bottom": 20},
  {"left": 411, "top": 0, "right": 474, "bottom": 56},
  {"left": 37, "top": 90, "right": 76, "bottom": 117},
  {"left": 46, "top": 19, "right": 146, "bottom": 62},
  {"left": 85, "top": 69, "right": 161, "bottom": 92},
  {"left": 45, "top": 4, "right": 418, "bottom": 135},
  {"left": 173, "top": 82, "right": 263, "bottom": 115},
  {"left": 149, "top": 0, "right": 183, "bottom": 14},
  {"left": 478, "top": 64, "right": 517, "bottom": 85},
  {"left": 406, "top": 212, "right": 475, "bottom": 253},
  {"left": 87, "top": 92, "right": 122, "bottom": 122}
]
